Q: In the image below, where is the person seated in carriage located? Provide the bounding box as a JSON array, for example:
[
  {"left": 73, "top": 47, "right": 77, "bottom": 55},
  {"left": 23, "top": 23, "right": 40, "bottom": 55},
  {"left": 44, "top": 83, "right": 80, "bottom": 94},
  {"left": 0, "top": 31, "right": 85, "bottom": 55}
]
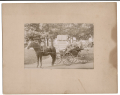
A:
[
  {"left": 65, "top": 42, "right": 78, "bottom": 53},
  {"left": 65, "top": 44, "right": 72, "bottom": 53},
  {"left": 65, "top": 41, "right": 84, "bottom": 55}
]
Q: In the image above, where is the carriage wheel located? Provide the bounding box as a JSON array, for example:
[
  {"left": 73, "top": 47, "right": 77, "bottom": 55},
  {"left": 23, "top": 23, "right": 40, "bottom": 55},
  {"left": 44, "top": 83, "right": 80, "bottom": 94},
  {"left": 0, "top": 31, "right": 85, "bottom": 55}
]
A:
[
  {"left": 63, "top": 53, "right": 74, "bottom": 66},
  {"left": 72, "top": 56, "right": 81, "bottom": 63},
  {"left": 71, "top": 50, "right": 89, "bottom": 64},
  {"left": 55, "top": 53, "right": 62, "bottom": 64}
]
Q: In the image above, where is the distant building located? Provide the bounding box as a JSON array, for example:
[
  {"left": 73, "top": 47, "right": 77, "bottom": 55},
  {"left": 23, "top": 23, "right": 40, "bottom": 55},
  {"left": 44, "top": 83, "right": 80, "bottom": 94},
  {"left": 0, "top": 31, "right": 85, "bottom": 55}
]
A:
[
  {"left": 88, "top": 35, "right": 93, "bottom": 43},
  {"left": 54, "top": 35, "right": 69, "bottom": 51},
  {"left": 57, "top": 35, "right": 68, "bottom": 41},
  {"left": 73, "top": 37, "right": 76, "bottom": 42}
]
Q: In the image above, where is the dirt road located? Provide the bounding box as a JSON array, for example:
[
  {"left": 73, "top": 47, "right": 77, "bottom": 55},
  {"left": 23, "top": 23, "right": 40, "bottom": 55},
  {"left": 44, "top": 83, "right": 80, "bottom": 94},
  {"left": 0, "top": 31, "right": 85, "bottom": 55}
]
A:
[{"left": 24, "top": 56, "right": 94, "bottom": 69}]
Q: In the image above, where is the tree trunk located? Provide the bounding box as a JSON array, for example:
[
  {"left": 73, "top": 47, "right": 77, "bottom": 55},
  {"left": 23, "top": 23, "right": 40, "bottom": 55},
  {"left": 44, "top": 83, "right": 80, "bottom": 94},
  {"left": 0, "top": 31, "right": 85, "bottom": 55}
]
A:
[
  {"left": 72, "top": 36, "right": 73, "bottom": 43},
  {"left": 51, "top": 37, "right": 54, "bottom": 48},
  {"left": 38, "top": 36, "right": 41, "bottom": 46},
  {"left": 47, "top": 38, "right": 49, "bottom": 46},
  {"left": 44, "top": 38, "right": 46, "bottom": 47}
]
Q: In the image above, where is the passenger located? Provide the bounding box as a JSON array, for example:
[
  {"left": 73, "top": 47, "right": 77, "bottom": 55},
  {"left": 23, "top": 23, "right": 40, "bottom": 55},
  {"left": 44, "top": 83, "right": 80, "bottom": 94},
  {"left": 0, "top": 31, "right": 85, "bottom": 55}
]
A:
[{"left": 65, "top": 44, "right": 72, "bottom": 53}]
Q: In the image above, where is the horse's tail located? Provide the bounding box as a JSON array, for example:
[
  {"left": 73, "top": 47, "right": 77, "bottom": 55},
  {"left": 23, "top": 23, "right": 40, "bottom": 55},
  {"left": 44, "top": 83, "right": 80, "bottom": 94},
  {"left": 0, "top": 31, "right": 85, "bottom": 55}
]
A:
[
  {"left": 53, "top": 46, "right": 56, "bottom": 60},
  {"left": 51, "top": 46, "right": 56, "bottom": 65},
  {"left": 53, "top": 47, "right": 56, "bottom": 62}
]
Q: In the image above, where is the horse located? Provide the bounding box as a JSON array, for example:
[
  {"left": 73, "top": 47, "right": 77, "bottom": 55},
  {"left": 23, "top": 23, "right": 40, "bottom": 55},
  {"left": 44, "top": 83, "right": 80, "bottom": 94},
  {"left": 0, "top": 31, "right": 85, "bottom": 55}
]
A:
[{"left": 26, "top": 40, "right": 56, "bottom": 68}]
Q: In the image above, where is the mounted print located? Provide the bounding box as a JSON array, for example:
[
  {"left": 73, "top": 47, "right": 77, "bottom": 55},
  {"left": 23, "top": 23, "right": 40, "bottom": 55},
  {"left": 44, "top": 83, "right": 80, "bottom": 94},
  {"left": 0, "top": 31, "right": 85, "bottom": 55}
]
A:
[
  {"left": 3, "top": 3, "right": 117, "bottom": 94},
  {"left": 24, "top": 23, "right": 94, "bottom": 69}
]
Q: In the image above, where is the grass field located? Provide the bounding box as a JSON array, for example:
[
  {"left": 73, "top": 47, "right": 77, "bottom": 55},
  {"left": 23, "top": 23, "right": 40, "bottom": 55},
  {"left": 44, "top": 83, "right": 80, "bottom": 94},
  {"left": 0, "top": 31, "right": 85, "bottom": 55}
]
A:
[
  {"left": 24, "top": 48, "right": 49, "bottom": 64},
  {"left": 79, "top": 48, "right": 94, "bottom": 62}
]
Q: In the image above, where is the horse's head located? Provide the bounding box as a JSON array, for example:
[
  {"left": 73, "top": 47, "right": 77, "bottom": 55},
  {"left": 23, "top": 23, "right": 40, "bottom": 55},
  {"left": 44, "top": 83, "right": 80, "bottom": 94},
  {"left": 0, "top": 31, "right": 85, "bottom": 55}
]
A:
[
  {"left": 26, "top": 41, "right": 33, "bottom": 49},
  {"left": 26, "top": 40, "right": 40, "bottom": 49}
]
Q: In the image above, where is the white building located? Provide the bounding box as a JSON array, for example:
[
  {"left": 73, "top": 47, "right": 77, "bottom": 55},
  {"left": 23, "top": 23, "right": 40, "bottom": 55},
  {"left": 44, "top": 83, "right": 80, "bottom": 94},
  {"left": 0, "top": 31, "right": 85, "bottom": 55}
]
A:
[{"left": 54, "top": 35, "right": 69, "bottom": 51}]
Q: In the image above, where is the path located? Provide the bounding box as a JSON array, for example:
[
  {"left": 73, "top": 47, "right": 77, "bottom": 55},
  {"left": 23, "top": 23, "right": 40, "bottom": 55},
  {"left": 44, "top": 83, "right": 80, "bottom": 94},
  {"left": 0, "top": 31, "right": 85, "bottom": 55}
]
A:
[{"left": 24, "top": 56, "right": 94, "bottom": 69}]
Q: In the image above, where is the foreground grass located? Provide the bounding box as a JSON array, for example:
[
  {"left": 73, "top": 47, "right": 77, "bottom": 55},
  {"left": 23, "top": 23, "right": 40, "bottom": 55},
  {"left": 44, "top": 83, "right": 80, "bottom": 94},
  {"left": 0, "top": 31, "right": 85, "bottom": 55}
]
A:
[
  {"left": 24, "top": 49, "right": 37, "bottom": 64},
  {"left": 24, "top": 48, "right": 49, "bottom": 64},
  {"left": 79, "top": 48, "right": 94, "bottom": 62}
]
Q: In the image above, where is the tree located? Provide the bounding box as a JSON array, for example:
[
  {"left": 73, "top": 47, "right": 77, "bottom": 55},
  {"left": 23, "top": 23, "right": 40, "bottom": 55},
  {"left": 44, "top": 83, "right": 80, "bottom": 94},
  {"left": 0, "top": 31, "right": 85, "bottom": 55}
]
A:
[{"left": 24, "top": 23, "right": 94, "bottom": 45}]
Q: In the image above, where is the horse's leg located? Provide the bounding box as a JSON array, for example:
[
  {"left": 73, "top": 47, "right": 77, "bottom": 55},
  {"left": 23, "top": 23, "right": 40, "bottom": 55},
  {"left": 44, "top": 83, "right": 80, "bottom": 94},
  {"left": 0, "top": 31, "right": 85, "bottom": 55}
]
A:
[
  {"left": 51, "top": 54, "right": 56, "bottom": 66},
  {"left": 37, "top": 55, "right": 39, "bottom": 68},
  {"left": 53, "top": 54, "right": 56, "bottom": 65},
  {"left": 40, "top": 56, "right": 42, "bottom": 68},
  {"left": 50, "top": 47, "right": 56, "bottom": 66}
]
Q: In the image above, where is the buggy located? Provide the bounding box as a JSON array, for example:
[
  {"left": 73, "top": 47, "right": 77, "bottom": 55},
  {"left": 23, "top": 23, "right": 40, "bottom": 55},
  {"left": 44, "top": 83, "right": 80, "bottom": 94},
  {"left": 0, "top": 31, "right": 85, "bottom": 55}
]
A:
[{"left": 55, "top": 46, "right": 90, "bottom": 65}]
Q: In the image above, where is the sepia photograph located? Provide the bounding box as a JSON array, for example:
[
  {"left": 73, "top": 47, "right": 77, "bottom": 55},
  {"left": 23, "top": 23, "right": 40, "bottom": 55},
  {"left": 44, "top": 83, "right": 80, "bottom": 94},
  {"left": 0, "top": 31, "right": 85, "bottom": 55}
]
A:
[{"left": 24, "top": 23, "right": 94, "bottom": 69}]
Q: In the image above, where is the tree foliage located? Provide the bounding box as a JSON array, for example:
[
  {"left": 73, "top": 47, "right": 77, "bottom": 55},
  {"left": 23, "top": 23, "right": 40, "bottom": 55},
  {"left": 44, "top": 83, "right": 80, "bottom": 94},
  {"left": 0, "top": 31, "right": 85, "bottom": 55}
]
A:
[{"left": 24, "top": 23, "right": 94, "bottom": 41}]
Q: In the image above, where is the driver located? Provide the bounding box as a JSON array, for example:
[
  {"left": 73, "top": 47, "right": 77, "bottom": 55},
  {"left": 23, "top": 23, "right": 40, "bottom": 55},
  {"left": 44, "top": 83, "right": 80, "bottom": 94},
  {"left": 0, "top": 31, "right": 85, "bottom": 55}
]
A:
[{"left": 65, "top": 43, "right": 76, "bottom": 53}]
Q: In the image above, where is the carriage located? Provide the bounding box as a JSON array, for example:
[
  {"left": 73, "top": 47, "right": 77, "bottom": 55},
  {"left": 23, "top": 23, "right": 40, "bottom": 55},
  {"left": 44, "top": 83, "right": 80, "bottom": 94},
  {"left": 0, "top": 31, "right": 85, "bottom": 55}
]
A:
[{"left": 54, "top": 45, "right": 90, "bottom": 65}]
